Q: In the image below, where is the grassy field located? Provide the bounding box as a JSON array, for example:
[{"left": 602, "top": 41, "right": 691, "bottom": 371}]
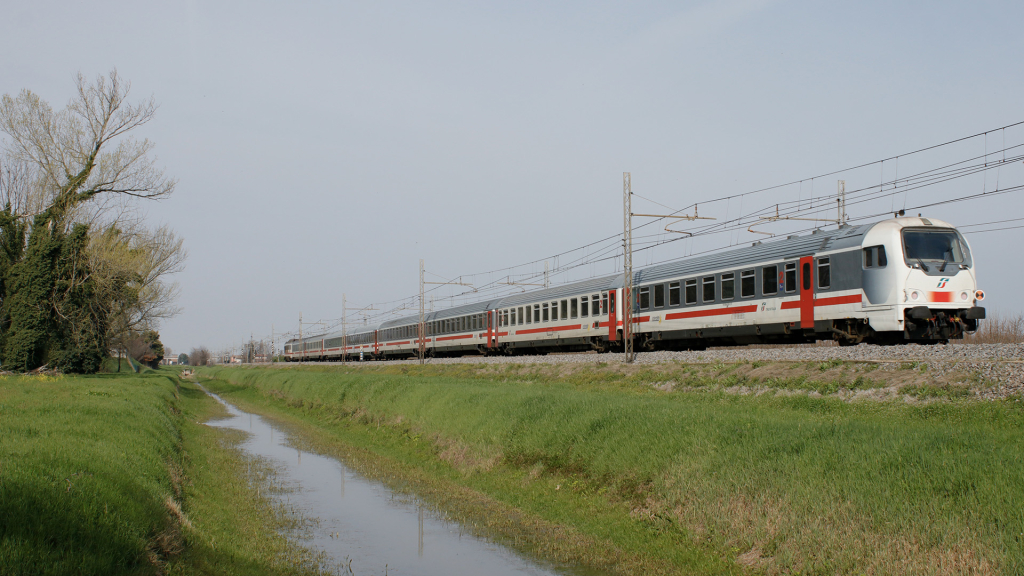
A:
[
  {"left": 0, "top": 368, "right": 328, "bottom": 576},
  {"left": 201, "top": 363, "right": 1024, "bottom": 576}
]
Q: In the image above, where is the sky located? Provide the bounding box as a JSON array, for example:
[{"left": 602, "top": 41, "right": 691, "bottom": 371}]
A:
[{"left": 2, "top": 0, "right": 1022, "bottom": 356}]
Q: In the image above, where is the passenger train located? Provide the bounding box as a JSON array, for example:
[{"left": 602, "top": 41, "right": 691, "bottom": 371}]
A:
[{"left": 284, "top": 216, "right": 987, "bottom": 361}]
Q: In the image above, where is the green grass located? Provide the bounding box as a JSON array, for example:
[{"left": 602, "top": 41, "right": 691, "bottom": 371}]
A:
[
  {"left": 0, "top": 368, "right": 327, "bottom": 576},
  {"left": 203, "top": 364, "right": 1024, "bottom": 576}
]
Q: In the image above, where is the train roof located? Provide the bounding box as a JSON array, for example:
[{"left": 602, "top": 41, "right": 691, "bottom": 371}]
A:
[{"left": 634, "top": 222, "right": 873, "bottom": 285}]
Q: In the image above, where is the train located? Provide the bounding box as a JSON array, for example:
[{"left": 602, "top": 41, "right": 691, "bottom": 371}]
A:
[{"left": 284, "top": 216, "right": 987, "bottom": 361}]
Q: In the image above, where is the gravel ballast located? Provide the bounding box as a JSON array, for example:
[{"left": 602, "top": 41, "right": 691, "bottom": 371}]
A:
[{"left": 284, "top": 343, "right": 1024, "bottom": 400}]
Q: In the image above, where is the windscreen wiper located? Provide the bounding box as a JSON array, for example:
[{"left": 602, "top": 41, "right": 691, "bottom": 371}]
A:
[{"left": 916, "top": 257, "right": 929, "bottom": 271}]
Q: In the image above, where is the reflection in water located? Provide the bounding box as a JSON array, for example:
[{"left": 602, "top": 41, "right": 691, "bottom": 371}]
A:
[
  {"left": 202, "top": 387, "right": 569, "bottom": 576},
  {"left": 418, "top": 505, "right": 424, "bottom": 558}
]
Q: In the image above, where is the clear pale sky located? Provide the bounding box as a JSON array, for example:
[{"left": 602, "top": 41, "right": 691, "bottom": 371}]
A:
[{"left": 3, "top": 1, "right": 1022, "bottom": 355}]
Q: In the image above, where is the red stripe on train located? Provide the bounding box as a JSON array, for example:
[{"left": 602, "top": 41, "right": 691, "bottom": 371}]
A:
[
  {"left": 516, "top": 324, "right": 583, "bottom": 335},
  {"left": 665, "top": 305, "right": 758, "bottom": 321},
  {"left": 437, "top": 334, "right": 474, "bottom": 342}
]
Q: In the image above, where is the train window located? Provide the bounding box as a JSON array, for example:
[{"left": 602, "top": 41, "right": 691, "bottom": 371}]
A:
[
  {"left": 864, "top": 245, "right": 887, "bottom": 268},
  {"left": 654, "top": 284, "right": 665, "bottom": 308},
  {"left": 818, "top": 257, "right": 831, "bottom": 289},
  {"left": 802, "top": 263, "right": 811, "bottom": 290},
  {"left": 721, "top": 273, "right": 735, "bottom": 300},
  {"left": 601, "top": 293, "right": 608, "bottom": 314},
  {"left": 685, "top": 279, "right": 696, "bottom": 304},
  {"left": 741, "top": 270, "right": 755, "bottom": 298},
  {"left": 516, "top": 307, "right": 522, "bottom": 325},
  {"left": 560, "top": 300, "right": 568, "bottom": 320},
  {"left": 510, "top": 308, "right": 516, "bottom": 326},
  {"left": 785, "top": 263, "right": 797, "bottom": 292},
  {"left": 703, "top": 276, "right": 715, "bottom": 302},
  {"left": 763, "top": 265, "right": 778, "bottom": 295},
  {"left": 581, "top": 296, "right": 589, "bottom": 317},
  {"left": 638, "top": 287, "right": 650, "bottom": 310},
  {"left": 542, "top": 303, "right": 549, "bottom": 322},
  {"left": 668, "top": 282, "right": 680, "bottom": 306},
  {"left": 504, "top": 310, "right": 510, "bottom": 326},
  {"left": 534, "top": 304, "right": 540, "bottom": 322},
  {"left": 571, "top": 298, "right": 578, "bottom": 319}
]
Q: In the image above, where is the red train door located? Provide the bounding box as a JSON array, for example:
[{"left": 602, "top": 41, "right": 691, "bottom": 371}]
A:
[
  {"left": 608, "top": 290, "right": 617, "bottom": 341},
  {"left": 373, "top": 331, "right": 379, "bottom": 355},
  {"left": 486, "top": 310, "right": 494, "bottom": 348},
  {"left": 799, "top": 256, "right": 814, "bottom": 330}
]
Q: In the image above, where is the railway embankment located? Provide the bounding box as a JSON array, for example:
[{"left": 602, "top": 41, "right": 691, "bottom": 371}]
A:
[
  {"left": 0, "top": 369, "right": 330, "bottom": 576},
  {"left": 200, "top": 358, "right": 1024, "bottom": 575}
]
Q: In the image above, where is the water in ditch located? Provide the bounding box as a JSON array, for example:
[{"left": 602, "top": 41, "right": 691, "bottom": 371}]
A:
[{"left": 202, "top": 388, "right": 582, "bottom": 576}]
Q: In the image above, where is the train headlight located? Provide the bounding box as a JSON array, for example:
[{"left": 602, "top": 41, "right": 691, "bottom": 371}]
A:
[
  {"left": 909, "top": 290, "right": 921, "bottom": 301},
  {"left": 975, "top": 289, "right": 986, "bottom": 301},
  {"left": 959, "top": 290, "right": 970, "bottom": 302}
]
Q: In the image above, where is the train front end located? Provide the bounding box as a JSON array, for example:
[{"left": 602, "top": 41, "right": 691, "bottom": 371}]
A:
[{"left": 862, "top": 217, "right": 985, "bottom": 342}]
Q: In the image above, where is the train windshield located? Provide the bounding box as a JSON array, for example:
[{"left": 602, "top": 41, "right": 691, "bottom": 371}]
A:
[{"left": 902, "top": 229, "right": 968, "bottom": 265}]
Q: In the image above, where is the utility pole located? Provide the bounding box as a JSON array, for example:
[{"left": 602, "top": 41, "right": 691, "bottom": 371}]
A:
[
  {"left": 544, "top": 261, "right": 549, "bottom": 289},
  {"left": 271, "top": 323, "right": 275, "bottom": 363},
  {"left": 837, "top": 180, "right": 847, "bottom": 226},
  {"left": 418, "top": 259, "right": 426, "bottom": 364},
  {"left": 623, "top": 172, "right": 634, "bottom": 364},
  {"left": 342, "top": 294, "right": 347, "bottom": 364}
]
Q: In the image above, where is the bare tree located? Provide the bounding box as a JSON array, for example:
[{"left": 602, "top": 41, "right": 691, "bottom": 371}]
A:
[
  {"left": 90, "top": 223, "right": 186, "bottom": 355},
  {"left": 0, "top": 70, "right": 175, "bottom": 226},
  {"left": 189, "top": 346, "right": 211, "bottom": 367}
]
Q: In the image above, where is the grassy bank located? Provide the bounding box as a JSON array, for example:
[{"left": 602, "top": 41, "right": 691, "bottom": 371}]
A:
[
  {"left": 202, "top": 363, "right": 1024, "bottom": 575},
  {"left": 0, "top": 369, "right": 327, "bottom": 576}
]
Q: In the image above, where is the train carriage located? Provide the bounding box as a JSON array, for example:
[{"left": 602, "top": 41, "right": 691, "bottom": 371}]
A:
[{"left": 284, "top": 216, "right": 985, "bottom": 361}]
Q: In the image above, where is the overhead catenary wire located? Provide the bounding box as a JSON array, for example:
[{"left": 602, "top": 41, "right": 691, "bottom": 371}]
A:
[{"left": 284, "top": 120, "right": 1024, "bottom": 340}]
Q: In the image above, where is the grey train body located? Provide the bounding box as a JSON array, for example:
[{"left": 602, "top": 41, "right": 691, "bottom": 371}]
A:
[{"left": 285, "top": 217, "right": 987, "bottom": 361}]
